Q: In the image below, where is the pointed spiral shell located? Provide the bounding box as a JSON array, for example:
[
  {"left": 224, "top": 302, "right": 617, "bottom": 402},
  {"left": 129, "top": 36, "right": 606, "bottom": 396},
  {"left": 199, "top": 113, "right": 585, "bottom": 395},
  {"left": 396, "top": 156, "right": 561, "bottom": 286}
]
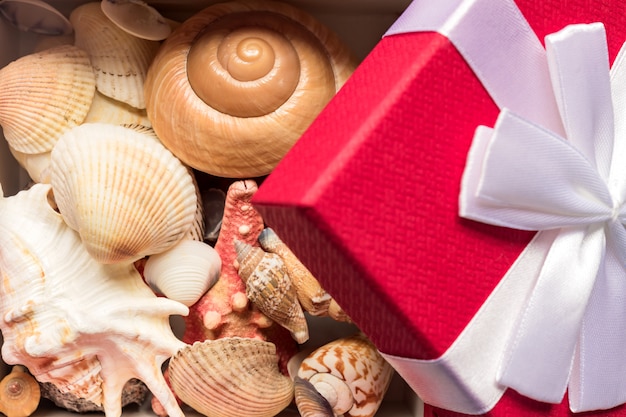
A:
[{"left": 144, "top": 0, "right": 357, "bottom": 178}]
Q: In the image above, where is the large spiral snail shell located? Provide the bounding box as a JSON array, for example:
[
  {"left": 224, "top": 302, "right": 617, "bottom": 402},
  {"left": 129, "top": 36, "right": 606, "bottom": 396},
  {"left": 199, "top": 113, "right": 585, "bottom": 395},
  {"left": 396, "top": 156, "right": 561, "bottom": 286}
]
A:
[{"left": 144, "top": 0, "right": 357, "bottom": 178}]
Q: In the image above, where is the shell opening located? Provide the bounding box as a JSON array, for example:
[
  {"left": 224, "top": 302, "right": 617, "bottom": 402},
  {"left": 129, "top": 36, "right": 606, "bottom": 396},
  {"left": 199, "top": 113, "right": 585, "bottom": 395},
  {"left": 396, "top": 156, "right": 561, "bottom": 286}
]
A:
[{"left": 308, "top": 373, "right": 354, "bottom": 415}]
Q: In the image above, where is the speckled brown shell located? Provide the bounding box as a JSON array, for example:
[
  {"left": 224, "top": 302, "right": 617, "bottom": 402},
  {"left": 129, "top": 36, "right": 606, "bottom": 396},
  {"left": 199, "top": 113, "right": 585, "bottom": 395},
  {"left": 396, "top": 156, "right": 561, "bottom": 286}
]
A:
[
  {"left": 144, "top": 0, "right": 357, "bottom": 178},
  {"left": 235, "top": 241, "right": 309, "bottom": 343}
]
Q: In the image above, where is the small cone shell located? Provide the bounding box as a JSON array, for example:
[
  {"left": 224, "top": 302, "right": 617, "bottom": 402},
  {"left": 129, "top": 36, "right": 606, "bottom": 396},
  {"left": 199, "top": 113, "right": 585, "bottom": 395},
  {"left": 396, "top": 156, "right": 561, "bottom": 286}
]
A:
[
  {"left": 235, "top": 241, "right": 309, "bottom": 343},
  {"left": 49, "top": 123, "right": 197, "bottom": 264},
  {"left": 70, "top": 2, "right": 160, "bottom": 109},
  {"left": 0, "top": 366, "right": 41, "bottom": 417},
  {"left": 297, "top": 333, "right": 394, "bottom": 417},
  {"left": 0, "top": 44, "right": 96, "bottom": 154},
  {"left": 258, "top": 228, "right": 334, "bottom": 317},
  {"left": 169, "top": 338, "right": 294, "bottom": 417}
]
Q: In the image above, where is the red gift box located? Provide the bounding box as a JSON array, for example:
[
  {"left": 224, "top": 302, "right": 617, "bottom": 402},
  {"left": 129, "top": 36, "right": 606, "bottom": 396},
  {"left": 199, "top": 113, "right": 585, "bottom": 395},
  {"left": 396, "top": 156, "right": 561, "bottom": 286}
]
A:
[{"left": 252, "top": 0, "right": 626, "bottom": 416}]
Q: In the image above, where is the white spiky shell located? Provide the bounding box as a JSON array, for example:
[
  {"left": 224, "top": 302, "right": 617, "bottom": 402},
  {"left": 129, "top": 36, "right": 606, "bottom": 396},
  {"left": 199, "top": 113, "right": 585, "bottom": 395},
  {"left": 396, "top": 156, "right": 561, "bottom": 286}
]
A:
[
  {"left": 49, "top": 123, "right": 198, "bottom": 264},
  {"left": 295, "top": 333, "right": 394, "bottom": 417},
  {"left": 235, "top": 241, "right": 309, "bottom": 344},
  {"left": 144, "top": 239, "right": 221, "bottom": 307},
  {"left": 168, "top": 338, "right": 294, "bottom": 417},
  {"left": 0, "top": 44, "right": 96, "bottom": 154},
  {"left": 0, "top": 183, "right": 188, "bottom": 417},
  {"left": 70, "top": 2, "right": 160, "bottom": 109}
]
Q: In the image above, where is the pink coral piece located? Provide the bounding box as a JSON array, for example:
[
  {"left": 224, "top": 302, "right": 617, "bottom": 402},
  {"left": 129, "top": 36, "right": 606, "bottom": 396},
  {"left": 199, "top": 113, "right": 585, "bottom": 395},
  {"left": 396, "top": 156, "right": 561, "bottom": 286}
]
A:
[{"left": 183, "top": 179, "right": 297, "bottom": 364}]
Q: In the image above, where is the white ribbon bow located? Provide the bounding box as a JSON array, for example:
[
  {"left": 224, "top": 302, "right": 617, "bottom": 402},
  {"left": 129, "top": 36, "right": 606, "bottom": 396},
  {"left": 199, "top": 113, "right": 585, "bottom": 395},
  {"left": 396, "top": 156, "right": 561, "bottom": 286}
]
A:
[
  {"left": 462, "top": 22, "right": 626, "bottom": 411},
  {"left": 382, "top": 0, "right": 626, "bottom": 414}
]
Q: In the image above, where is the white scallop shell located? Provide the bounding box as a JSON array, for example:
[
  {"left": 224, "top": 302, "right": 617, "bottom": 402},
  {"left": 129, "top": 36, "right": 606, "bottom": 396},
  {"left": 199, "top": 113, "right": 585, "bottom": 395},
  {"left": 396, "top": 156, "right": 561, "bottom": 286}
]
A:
[
  {"left": 49, "top": 123, "right": 198, "bottom": 264},
  {"left": 0, "top": 183, "right": 188, "bottom": 417},
  {"left": 70, "top": 2, "right": 160, "bottom": 109},
  {"left": 144, "top": 239, "right": 221, "bottom": 307}
]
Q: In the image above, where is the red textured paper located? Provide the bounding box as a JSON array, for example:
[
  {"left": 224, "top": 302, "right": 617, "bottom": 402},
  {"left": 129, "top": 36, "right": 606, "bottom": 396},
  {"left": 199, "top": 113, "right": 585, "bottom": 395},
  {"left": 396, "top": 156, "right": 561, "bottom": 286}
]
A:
[{"left": 252, "top": 0, "right": 626, "bottom": 416}]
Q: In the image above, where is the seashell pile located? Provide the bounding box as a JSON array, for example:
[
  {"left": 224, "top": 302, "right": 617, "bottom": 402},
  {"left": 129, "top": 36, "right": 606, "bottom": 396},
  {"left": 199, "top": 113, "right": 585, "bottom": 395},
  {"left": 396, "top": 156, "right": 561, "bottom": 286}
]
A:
[{"left": 0, "top": 1, "right": 398, "bottom": 417}]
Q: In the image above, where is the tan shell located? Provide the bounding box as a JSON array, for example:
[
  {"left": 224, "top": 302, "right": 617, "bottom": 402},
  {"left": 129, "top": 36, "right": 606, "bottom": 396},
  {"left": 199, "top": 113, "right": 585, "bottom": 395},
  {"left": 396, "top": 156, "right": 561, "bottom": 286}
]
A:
[
  {"left": 9, "top": 147, "right": 51, "bottom": 184},
  {"left": 168, "top": 338, "right": 294, "bottom": 417},
  {"left": 0, "top": 366, "right": 41, "bottom": 417},
  {"left": 144, "top": 0, "right": 357, "bottom": 178},
  {"left": 296, "top": 333, "right": 394, "bottom": 417},
  {"left": 258, "top": 227, "right": 350, "bottom": 322},
  {"left": 0, "top": 44, "right": 96, "bottom": 154},
  {"left": 235, "top": 241, "right": 309, "bottom": 343},
  {"left": 49, "top": 123, "right": 198, "bottom": 264},
  {"left": 84, "top": 90, "right": 151, "bottom": 126},
  {"left": 70, "top": 2, "right": 160, "bottom": 109}
]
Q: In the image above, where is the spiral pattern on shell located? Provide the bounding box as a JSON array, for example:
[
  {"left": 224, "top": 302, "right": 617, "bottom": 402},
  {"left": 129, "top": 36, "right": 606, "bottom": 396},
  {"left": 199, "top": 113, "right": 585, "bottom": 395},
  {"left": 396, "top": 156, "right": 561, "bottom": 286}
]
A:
[{"left": 144, "top": 0, "right": 357, "bottom": 178}]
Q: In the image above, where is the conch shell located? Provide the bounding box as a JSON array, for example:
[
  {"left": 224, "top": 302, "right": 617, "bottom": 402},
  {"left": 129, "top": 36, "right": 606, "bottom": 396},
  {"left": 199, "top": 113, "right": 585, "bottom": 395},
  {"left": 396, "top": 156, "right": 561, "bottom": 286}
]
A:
[
  {"left": 235, "top": 241, "right": 309, "bottom": 344},
  {"left": 144, "top": 0, "right": 358, "bottom": 178},
  {"left": 70, "top": 1, "right": 160, "bottom": 109},
  {"left": 0, "top": 366, "right": 41, "bottom": 417},
  {"left": 258, "top": 227, "right": 350, "bottom": 322},
  {"left": 0, "top": 183, "right": 188, "bottom": 417},
  {"left": 49, "top": 123, "right": 198, "bottom": 264},
  {"left": 168, "top": 338, "right": 294, "bottom": 417},
  {"left": 0, "top": 44, "right": 95, "bottom": 154},
  {"left": 294, "top": 333, "right": 394, "bottom": 417}
]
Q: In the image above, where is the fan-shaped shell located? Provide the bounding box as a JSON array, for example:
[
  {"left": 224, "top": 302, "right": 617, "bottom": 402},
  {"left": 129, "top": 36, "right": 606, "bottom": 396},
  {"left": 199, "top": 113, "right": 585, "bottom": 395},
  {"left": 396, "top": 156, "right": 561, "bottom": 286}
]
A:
[
  {"left": 49, "top": 123, "right": 198, "bottom": 264},
  {"left": 144, "top": 239, "right": 221, "bottom": 306},
  {"left": 70, "top": 1, "right": 160, "bottom": 109},
  {"left": 0, "top": 44, "right": 95, "bottom": 154},
  {"left": 144, "top": 0, "right": 357, "bottom": 178},
  {"left": 235, "top": 241, "right": 309, "bottom": 343},
  {"left": 296, "top": 333, "right": 394, "bottom": 417},
  {"left": 168, "top": 338, "right": 294, "bottom": 417},
  {"left": 0, "top": 183, "right": 188, "bottom": 417},
  {"left": 0, "top": 366, "right": 41, "bottom": 417}
]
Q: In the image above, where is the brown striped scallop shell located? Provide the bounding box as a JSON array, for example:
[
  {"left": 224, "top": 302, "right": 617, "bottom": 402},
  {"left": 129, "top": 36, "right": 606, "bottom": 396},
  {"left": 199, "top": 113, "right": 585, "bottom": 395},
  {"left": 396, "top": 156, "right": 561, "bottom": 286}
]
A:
[
  {"left": 0, "top": 44, "right": 95, "bottom": 154},
  {"left": 144, "top": 0, "right": 357, "bottom": 178},
  {"left": 168, "top": 338, "right": 294, "bottom": 417}
]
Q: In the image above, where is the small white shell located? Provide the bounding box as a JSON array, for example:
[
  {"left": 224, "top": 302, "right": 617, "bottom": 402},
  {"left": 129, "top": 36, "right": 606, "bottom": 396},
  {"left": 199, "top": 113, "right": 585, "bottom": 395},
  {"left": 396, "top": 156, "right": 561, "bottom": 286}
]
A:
[
  {"left": 168, "top": 338, "right": 294, "bottom": 417},
  {"left": 100, "top": 0, "right": 171, "bottom": 41},
  {"left": 84, "top": 90, "right": 151, "bottom": 127},
  {"left": 144, "top": 239, "right": 221, "bottom": 307},
  {"left": 9, "top": 147, "right": 51, "bottom": 184},
  {"left": 49, "top": 123, "right": 198, "bottom": 264},
  {"left": 70, "top": 2, "right": 160, "bottom": 109}
]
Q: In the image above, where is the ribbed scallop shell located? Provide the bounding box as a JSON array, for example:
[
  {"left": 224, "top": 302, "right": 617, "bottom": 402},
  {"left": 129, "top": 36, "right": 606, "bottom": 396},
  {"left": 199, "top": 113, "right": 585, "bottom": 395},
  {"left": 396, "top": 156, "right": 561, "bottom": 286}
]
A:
[
  {"left": 144, "top": 239, "right": 221, "bottom": 307},
  {"left": 144, "top": 0, "right": 358, "bottom": 178},
  {"left": 0, "top": 44, "right": 95, "bottom": 154},
  {"left": 168, "top": 338, "right": 294, "bottom": 417},
  {"left": 235, "top": 241, "right": 309, "bottom": 343},
  {"left": 296, "top": 333, "right": 394, "bottom": 417},
  {"left": 0, "top": 183, "right": 188, "bottom": 417},
  {"left": 49, "top": 123, "right": 197, "bottom": 264},
  {"left": 70, "top": 2, "right": 160, "bottom": 109}
]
